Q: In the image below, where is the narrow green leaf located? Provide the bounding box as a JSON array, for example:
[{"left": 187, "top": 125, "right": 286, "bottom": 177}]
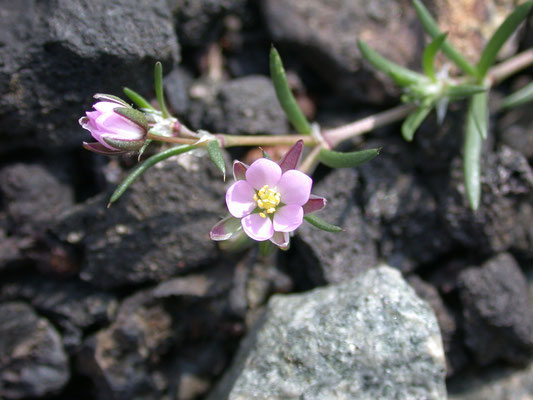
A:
[
  {"left": 500, "top": 81, "right": 533, "bottom": 109},
  {"left": 422, "top": 33, "right": 447, "bottom": 80},
  {"left": 269, "top": 47, "right": 311, "bottom": 134},
  {"left": 358, "top": 40, "right": 426, "bottom": 87},
  {"left": 108, "top": 145, "right": 197, "bottom": 206},
  {"left": 123, "top": 87, "right": 155, "bottom": 110},
  {"left": 318, "top": 148, "right": 380, "bottom": 168},
  {"left": 206, "top": 140, "right": 226, "bottom": 180},
  {"left": 477, "top": 1, "right": 533, "bottom": 78},
  {"left": 154, "top": 62, "right": 170, "bottom": 118},
  {"left": 304, "top": 215, "right": 343, "bottom": 233},
  {"left": 402, "top": 106, "right": 432, "bottom": 142},
  {"left": 470, "top": 92, "right": 488, "bottom": 140},
  {"left": 137, "top": 139, "right": 152, "bottom": 161},
  {"left": 445, "top": 84, "right": 486, "bottom": 100},
  {"left": 463, "top": 96, "right": 484, "bottom": 211},
  {"left": 412, "top": 0, "right": 478, "bottom": 77}
]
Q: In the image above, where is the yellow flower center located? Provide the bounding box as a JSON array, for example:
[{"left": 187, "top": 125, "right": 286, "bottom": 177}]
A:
[{"left": 253, "top": 185, "right": 281, "bottom": 218}]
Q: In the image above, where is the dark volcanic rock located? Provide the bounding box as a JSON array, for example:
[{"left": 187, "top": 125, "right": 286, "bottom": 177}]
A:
[
  {"left": 52, "top": 152, "right": 228, "bottom": 288},
  {"left": 441, "top": 146, "right": 533, "bottom": 258},
  {"left": 0, "top": 0, "right": 179, "bottom": 152},
  {"left": 0, "top": 163, "right": 74, "bottom": 235},
  {"left": 358, "top": 144, "right": 452, "bottom": 272},
  {"left": 0, "top": 277, "right": 117, "bottom": 353},
  {"left": 497, "top": 105, "right": 533, "bottom": 160},
  {"left": 190, "top": 76, "right": 288, "bottom": 135},
  {"left": 261, "top": 0, "right": 424, "bottom": 103},
  {"left": 458, "top": 253, "right": 533, "bottom": 366},
  {"left": 0, "top": 302, "right": 69, "bottom": 399},
  {"left": 295, "top": 167, "right": 378, "bottom": 286}
]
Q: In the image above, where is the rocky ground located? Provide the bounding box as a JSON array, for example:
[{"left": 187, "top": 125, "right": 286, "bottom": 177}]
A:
[{"left": 1, "top": 0, "right": 533, "bottom": 399}]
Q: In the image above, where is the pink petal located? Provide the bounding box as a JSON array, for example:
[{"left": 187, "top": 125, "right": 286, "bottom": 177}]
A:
[
  {"left": 245, "top": 158, "right": 282, "bottom": 190},
  {"left": 82, "top": 142, "right": 125, "bottom": 155},
  {"left": 273, "top": 204, "right": 303, "bottom": 232},
  {"left": 303, "top": 195, "right": 327, "bottom": 214},
  {"left": 233, "top": 160, "right": 248, "bottom": 181},
  {"left": 269, "top": 231, "right": 290, "bottom": 250},
  {"left": 93, "top": 101, "right": 119, "bottom": 113},
  {"left": 241, "top": 213, "right": 274, "bottom": 241},
  {"left": 96, "top": 112, "right": 145, "bottom": 139},
  {"left": 226, "top": 180, "right": 256, "bottom": 218},
  {"left": 210, "top": 216, "right": 242, "bottom": 241},
  {"left": 279, "top": 140, "right": 303, "bottom": 173},
  {"left": 276, "top": 170, "right": 312, "bottom": 205}
]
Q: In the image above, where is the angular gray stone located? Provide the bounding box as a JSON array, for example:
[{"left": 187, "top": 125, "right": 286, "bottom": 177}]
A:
[
  {"left": 52, "top": 152, "right": 228, "bottom": 288},
  {"left": 0, "top": 0, "right": 179, "bottom": 152},
  {"left": 0, "top": 302, "right": 70, "bottom": 399},
  {"left": 458, "top": 253, "right": 533, "bottom": 366},
  {"left": 295, "top": 167, "right": 378, "bottom": 286},
  {"left": 208, "top": 266, "right": 447, "bottom": 400}
]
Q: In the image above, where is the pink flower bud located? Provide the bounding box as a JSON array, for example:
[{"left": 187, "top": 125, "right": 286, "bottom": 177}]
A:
[{"left": 79, "top": 100, "right": 147, "bottom": 154}]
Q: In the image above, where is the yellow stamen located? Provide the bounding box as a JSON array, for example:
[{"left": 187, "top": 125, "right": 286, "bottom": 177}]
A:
[{"left": 254, "top": 184, "right": 281, "bottom": 217}]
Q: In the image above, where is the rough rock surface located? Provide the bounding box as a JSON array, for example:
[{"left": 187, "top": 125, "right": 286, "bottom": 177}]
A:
[
  {"left": 497, "top": 105, "right": 533, "bottom": 160},
  {"left": 208, "top": 266, "right": 447, "bottom": 400},
  {"left": 295, "top": 167, "right": 378, "bottom": 286},
  {"left": 0, "top": 0, "right": 179, "bottom": 152},
  {"left": 190, "top": 76, "right": 288, "bottom": 135},
  {"left": 441, "top": 146, "right": 533, "bottom": 258},
  {"left": 0, "top": 302, "right": 70, "bottom": 399},
  {"left": 52, "top": 152, "right": 228, "bottom": 288},
  {"left": 458, "top": 253, "right": 533, "bottom": 366}
]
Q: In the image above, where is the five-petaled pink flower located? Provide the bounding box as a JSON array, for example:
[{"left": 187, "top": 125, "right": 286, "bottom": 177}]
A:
[
  {"left": 79, "top": 94, "right": 147, "bottom": 155},
  {"left": 210, "top": 140, "right": 326, "bottom": 249}
]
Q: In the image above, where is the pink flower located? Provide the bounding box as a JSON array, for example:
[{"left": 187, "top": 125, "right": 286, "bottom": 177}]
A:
[
  {"left": 210, "top": 140, "right": 326, "bottom": 249},
  {"left": 79, "top": 95, "right": 147, "bottom": 155}
]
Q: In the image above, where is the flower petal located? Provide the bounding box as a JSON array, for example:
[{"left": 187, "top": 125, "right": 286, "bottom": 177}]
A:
[
  {"left": 269, "top": 231, "right": 290, "bottom": 250},
  {"left": 96, "top": 112, "right": 145, "bottom": 139},
  {"left": 245, "top": 158, "right": 282, "bottom": 190},
  {"left": 279, "top": 140, "right": 304, "bottom": 173},
  {"left": 303, "top": 195, "right": 327, "bottom": 214},
  {"left": 93, "top": 101, "right": 119, "bottom": 113},
  {"left": 226, "top": 180, "right": 256, "bottom": 218},
  {"left": 276, "top": 170, "right": 312, "bottom": 205},
  {"left": 233, "top": 160, "right": 248, "bottom": 181},
  {"left": 82, "top": 142, "right": 125, "bottom": 155},
  {"left": 241, "top": 213, "right": 274, "bottom": 241},
  {"left": 273, "top": 204, "right": 303, "bottom": 232},
  {"left": 210, "top": 215, "right": 242, "bottom": 241}
]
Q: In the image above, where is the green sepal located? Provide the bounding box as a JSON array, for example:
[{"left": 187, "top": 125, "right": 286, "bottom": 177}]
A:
[
  {"left": 444, "top": 84, "right": 486, "bottom": 100},
  {"left": 108, "top": 144, "right": 197, "bottom": 207},
  {"left": 269, "top": 46, "right": 312, "bottom": 134},
  {"left": 304, "top": 214, "right": 342, "bottom": 233},
  {"left": 402, "top": 105, "right": 432, "bottom": 142},
  {"left": 102, "top": 137, "right": 146, "bottom": 152},
  {"left": 463, "top": 95, "right": 485, "bottom": 211},
  {"left": 318, "top": 148, "right": 380, "bottom": 168},
  {"left": 114, "top": 107, "right": 148, "bottom": 130},
  {"left": 412, "top": 0, "right": 478, "bottom": 77},
  {"left": 93, "top": 93, "right": 129, "bottom": 107},
  {"left": 260, "top": 148, "right": 272, "bottom": 160},
  {"left": 477, "top": 1, "right": 533, "bottom": 78},
  {"left": 206, "top": 139, "right": 226, "bottom": 180},
  {"left": 123, "top": 87, "right": 156, "bottom": 110},
  {"left": 259, "top": 240, "right": 278, "bottom": 256},
  {"left": 137, "top": 139, "right": 152, "bottom": 161},
  {"left": 358, "top": 40, "right": 426, "bottom": 87},
  {"left": 500, "top": 81, "right": 533, "bottom": 109},
  {"left": 154, "top": 62, "right": 171, "bottom": 118},
  {"left": 422, "top": 33, "right": 447, "bottom": 80}
]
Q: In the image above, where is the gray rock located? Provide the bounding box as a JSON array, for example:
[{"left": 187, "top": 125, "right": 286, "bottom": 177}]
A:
[
  {"left": 0, "top": 0, "right": 179, "bottom": 152},
  {"left": 52, "top": 152, "right": 228, "bottom": 288},
  {"left": 261, "top": 0, "right": 424, "bottom": 103},
  {"left": 448, "top": 360, "right": 533, "bottom": 400},
  {"left": 208, "top": 266, "right": 447, "bottom": 400},
  {"left": 0, "top": 302, "right": 69, "bottom": 399},
  {"left": 295, "top": 167, "right": 378, "bottom": 286},
  {"left": 441, "top": 146, "right": 533, "bottom": 258},
  {"left": 458, "top": 253, "right": 533, "bottom": 366},
  {"left": 192, "top": 76, "right": 288, "bottom": 135},
  {"left": 497, "top": 104, "right": 533, "bottom": 160},
  {"left": 0, "top": 163, "right": 74, "bottom": 235}
]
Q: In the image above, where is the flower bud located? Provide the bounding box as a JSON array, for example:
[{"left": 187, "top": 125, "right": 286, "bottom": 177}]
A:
[{"left": 79, "top": 96, "right": 148, "bottom": 154}]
